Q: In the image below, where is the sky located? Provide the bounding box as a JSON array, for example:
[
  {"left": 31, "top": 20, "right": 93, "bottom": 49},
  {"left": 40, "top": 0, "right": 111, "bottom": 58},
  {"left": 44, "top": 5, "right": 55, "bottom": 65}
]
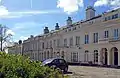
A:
[{"left": 0, "top": 0, "right": 120, "bottom": 42}]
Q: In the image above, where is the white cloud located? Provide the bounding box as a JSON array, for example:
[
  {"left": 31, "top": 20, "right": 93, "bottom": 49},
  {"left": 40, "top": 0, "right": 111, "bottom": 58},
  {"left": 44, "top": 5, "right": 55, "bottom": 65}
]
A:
[
  {"left": 94, "top": 0, "right": 108, "bottom": 7},
  {"left": 12, "top": 22, "right": 47, "bottom": 31},
  {"left": 0, "top": 0, "right": 61, "bottom": 19},
  {"left": 0, "top": 6, "right": 9, "bottom": 16},
  {"left": 57, "top": 0, "right": 84, "bottom": 14},
  {"left": 6, "top": 29, "right": 15, "bottom": 36},
  {"left": 94, "top": 0, "right": 120, "bottom": 9},
  {"left": 20, "top": 36, "right": 28, "bottom": 40},
  {"left": 0, "top": 10, "right": 61, "bottom": 19}
]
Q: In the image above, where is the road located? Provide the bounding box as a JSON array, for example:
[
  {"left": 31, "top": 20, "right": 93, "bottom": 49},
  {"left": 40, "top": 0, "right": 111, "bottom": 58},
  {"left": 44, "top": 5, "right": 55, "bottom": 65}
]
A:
[{"left": 66, "top": 66, "right": 120, "bottom": 78}]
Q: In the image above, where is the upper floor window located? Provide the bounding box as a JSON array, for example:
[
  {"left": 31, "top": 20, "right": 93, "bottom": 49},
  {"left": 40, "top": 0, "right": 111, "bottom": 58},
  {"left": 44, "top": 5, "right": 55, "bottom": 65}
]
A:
[
  {"left": 64, "top": 39, "right": 67, "bottom": 47},
  {"left": 68, "top": 28, "right": 71, "bottom": 31},
  {"left": 42, "top": 42, "right": 44, "bottom": 49},
  {"left": 57, "top": 39, "right": 60, "bottom": 47},
  {"left": 69, "top": 37, "right": 73, "bottom": 46},
  {"left": 76, "top": 36, "right": 80, "bottom": 45},
  {"left": 104, "top": 30, "right": 109, "bottom": 38},
  {"left": 112, "top": 14, "right": 118, "bottom": 19},
  {"left": 73, "top": 27, "right": 76, "bottom": 30},
  {"left": 114, "top": 29, "right": 119, "bottom": 38},
  {"left": 108, "top": 16, "right": 111, "bottom": 20},
  {"left": 46, "top": 42, "right": 49, "bottom": 48},
  {"left": 93, "top": 33, "right": 98, "bottom": 43},
  {"left": 105, "top": 17, "right": 107, "bottom": 21},
  {"left": 85, "top": 34, "right": 89, "bottom": 44},
  {"left": 53, "top": 40, "right": 56, "bottom": 47},
  {"left": 50, "top": 41, "right": 52, "bottom": 47}
]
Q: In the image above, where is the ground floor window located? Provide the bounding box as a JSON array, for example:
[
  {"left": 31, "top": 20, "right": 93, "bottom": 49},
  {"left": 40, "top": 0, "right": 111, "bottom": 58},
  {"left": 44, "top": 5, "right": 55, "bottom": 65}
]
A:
[
  {"left": 84, "top": 50, "right": 89, "bottom": 62},
  {"left": 71, "top": 52, "right": 78, "bottom": 62},
  {"left": 44, "top": 52, "right": 46, "bottom": 60},
  {"left": 94, "top": 50, "right": 98, "bottom": 63},
  {"left": 47, "top": 51, "right": 49, "bottom": 59}
]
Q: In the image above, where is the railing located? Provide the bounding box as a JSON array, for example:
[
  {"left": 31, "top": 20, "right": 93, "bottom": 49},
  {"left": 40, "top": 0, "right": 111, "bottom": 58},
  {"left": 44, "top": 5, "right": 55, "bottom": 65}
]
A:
[
  {"left": 98, "top": 38, "right": 109, "bottom": 44},
  {"left": 109, "top": 37, "right": 120, "bottom": 42},
  {"left": 99, "top": 37, "right": 120, "bottom": 44}
]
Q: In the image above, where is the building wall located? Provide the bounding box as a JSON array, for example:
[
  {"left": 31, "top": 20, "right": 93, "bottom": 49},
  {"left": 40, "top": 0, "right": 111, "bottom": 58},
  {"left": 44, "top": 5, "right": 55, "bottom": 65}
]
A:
[{"left": 21, "top": 8, "right": 120, "bottom": 66}]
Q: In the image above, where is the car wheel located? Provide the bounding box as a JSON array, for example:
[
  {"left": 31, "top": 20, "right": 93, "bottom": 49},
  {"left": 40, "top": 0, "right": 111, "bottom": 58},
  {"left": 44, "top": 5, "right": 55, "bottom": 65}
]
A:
[{"left": 64, "top": 67, "right": 68, "bottom": 72}]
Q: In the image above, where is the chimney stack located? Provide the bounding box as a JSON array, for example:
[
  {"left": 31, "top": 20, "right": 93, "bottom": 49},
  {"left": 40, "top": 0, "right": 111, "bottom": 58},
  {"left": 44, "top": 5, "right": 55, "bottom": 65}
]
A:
[{"left": 55, "top": 23, "right": 59, "bottom": 30}]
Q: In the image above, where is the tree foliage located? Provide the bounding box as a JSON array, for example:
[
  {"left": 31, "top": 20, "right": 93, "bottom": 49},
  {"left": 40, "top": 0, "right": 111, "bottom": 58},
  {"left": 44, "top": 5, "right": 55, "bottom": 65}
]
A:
[{"left": 0, "top": 52, "right": 68, "bottom": 78}]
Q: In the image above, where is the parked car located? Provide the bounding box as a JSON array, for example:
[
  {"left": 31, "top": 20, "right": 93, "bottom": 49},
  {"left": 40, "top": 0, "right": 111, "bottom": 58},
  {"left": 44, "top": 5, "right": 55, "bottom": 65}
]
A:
[{"left": 42, "top": 58, "right": 68, "bottom": 72}]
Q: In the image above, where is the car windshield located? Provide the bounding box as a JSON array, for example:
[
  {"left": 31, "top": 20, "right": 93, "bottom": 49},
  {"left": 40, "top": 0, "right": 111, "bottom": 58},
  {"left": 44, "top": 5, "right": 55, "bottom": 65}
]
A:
[{"left": 42, "top": 59, "right": 54, "bottom": 65}]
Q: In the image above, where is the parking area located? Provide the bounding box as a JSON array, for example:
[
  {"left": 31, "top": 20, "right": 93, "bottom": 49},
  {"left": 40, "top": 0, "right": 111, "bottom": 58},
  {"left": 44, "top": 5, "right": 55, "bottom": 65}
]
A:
[{"left": 66, "top": 66, "right": 120, "bottom": 78}]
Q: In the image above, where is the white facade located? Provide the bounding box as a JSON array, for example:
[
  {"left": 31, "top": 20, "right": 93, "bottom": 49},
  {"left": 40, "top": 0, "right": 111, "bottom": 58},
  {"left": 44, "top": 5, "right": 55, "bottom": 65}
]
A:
[{"left": 13, "top": 7, "right": 120, "bottom": 66}]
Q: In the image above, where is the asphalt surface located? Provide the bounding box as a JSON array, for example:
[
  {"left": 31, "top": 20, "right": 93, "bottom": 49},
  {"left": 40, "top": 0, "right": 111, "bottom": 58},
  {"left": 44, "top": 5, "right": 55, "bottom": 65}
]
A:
[{"left": 66, "top": 66, "right": 120, "bottom": 78}]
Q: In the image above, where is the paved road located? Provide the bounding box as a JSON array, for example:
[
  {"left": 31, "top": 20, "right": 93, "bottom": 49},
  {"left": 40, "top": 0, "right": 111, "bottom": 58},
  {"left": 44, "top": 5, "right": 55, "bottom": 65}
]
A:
[{"left": 67, "top": 66, "right": 120, "bottom": 78}]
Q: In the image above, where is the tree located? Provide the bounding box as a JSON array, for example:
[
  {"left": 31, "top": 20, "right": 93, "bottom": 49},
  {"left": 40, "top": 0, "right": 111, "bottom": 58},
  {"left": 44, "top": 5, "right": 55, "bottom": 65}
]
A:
[{"left": 0, "top": 24, "right": 12, "bottom": 51}]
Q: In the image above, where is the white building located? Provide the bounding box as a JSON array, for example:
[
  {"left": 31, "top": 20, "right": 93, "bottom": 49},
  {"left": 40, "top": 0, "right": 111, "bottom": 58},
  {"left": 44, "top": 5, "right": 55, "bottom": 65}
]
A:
[{"left": 15, "top": 6, "right": 120, "bottom": 66}]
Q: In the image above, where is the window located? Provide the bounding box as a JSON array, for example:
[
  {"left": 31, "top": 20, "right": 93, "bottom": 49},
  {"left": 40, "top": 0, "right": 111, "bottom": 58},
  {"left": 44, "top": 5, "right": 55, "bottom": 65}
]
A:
[
  {"left": 57, "top": 39, "right": 60, "bottom": 47},
  {"left": 71, "top": 52, "right": 78, "bottom": 62},
  {"left": 105, "top": 17, "right": 107, "bottom": 21},
  {"left": 76, "top": 36, "right": 80, "bottom": 45},
  {"left": 50, "top": 41, "right": 52, "bottom": 47},
  {"left": 94, "top": 50, "right": 98, "bottom": 63},
  {"left": 112, "top": 14, "right": 118, "bottom": 19},
  {"left": 114, "top": 29, "right": 119, "bottom": 40},
  {"left": 85, "top": 34, "right": 89, "bottom": 44},
  {"left": 104, "top": 30, "right": 109, "bottom": 38},
  {"left": 93, "top": 33, "right": 98, "bottom": 43},
  {"left": 69, "top": 37, "right": 73, "bottom": 46},
  {"left": 59, "top": 59, "right": 65, "bottom": 64},
  {"left": 68, "top": 28, "right": 71, "bottom": 31},
  {"left": 47, "top": 51, "right": 49, "bottom": 59},
  {"left": 44, "top": 52, "right": 46, "bottom": 59},
  {"left": 84, "top": 50, "right": 89, "bottom": 62},
  {"left": 42, "top": 42, "right": 44, "bottom": 49},
  {"left": 64, "top": 39, "right": 67, "bottom": 47},
  {"left": 108, "top": 16, "right": 111, "bottom": 20},
  {"left": 73, "top": 27, "right": 76, "bottom": 30},
  {"left": 53, "top": 40, "right": 56, "bottom": 47},
  {"left": 114, "top": 14, "right": 118, "bottom": 19}
]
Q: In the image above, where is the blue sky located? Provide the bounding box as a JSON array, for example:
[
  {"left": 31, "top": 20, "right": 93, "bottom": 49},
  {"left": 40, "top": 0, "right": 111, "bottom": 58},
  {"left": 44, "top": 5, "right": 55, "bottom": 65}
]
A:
[{"left": 0, "top": 0, "right": 120, "bottom": 42}]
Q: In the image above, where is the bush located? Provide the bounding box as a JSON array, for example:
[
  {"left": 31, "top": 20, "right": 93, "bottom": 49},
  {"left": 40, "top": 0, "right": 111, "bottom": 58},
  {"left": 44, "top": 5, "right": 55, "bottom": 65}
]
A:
[{"left": 0, "top": 52, "right": 68, "bottom": 78}]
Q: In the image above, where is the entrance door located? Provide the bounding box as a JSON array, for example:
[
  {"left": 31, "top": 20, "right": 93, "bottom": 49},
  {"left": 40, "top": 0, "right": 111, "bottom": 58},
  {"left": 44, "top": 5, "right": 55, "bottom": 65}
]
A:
[
  {"left": 104, "top": 52, "right": 107, "bottom": 65},
  {"left": 114, "top": 51, "right": 118, "bottom": 65}
]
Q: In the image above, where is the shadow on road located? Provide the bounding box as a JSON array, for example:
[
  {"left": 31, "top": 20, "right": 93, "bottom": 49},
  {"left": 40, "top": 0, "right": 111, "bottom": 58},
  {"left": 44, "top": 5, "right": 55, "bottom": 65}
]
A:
[{"left": 64, "top": 71, "right": 72, "bottom": 74}]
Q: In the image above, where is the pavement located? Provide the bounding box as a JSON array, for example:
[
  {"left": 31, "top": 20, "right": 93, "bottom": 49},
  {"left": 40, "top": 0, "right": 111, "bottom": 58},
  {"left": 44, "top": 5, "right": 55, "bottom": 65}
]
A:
[{"left": 66, "top": 66, "right": 120, "bottom": 78}]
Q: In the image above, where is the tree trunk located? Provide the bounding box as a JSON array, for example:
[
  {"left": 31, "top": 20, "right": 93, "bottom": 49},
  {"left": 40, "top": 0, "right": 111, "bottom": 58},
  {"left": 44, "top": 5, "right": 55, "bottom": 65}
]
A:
[{"left": 0, "top": 39, "right": 2, "bottom": 51}]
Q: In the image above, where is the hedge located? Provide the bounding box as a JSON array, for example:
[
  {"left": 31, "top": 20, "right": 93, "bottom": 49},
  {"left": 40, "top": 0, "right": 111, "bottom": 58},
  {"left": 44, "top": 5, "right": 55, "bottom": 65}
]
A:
[{"left": 0, "top": 52, "right": 68, "bottom": 78}]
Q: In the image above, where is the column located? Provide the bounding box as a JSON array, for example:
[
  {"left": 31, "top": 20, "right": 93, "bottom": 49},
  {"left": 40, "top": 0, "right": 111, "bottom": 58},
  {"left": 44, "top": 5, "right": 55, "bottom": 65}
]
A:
[
  {"left": 107, "top": 49, "right": 110, "bottom": 65},
  {"left": 118, "top": 49, "right": 120, "bottom": 66},
  {"left": 98, "top": 50, "right": 101, "bottom": 65}
]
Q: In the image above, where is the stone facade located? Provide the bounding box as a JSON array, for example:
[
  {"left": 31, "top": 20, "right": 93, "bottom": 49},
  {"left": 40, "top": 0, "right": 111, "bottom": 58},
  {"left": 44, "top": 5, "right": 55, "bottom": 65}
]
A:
[{"left": 9, "top": 6, "right": 120, "bottom": 66}]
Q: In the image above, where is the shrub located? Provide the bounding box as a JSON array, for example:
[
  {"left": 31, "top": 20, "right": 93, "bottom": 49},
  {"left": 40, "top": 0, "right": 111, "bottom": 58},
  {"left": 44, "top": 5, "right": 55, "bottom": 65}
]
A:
[{"left": 0, "top": 52, "right": 68, "bottom": 78}]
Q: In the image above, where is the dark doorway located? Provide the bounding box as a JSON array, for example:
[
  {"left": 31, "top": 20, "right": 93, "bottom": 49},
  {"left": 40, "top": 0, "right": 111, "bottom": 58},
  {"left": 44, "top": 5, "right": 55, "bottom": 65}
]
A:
[
  {"left": 104, "top": 52, "right": 107, "bottom": 65},
  {"left": 114, "top": 51, "right": 118, "bottom": 65}
]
